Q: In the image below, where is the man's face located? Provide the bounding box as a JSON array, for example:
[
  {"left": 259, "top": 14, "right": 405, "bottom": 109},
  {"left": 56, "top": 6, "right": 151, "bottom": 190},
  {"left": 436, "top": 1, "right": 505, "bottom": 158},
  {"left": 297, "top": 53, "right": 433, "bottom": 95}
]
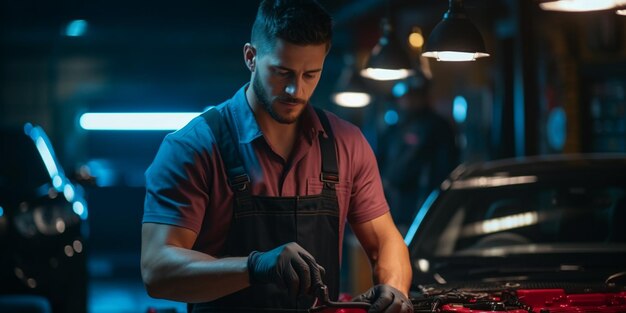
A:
[{"left": 251, "top": 38, "right": 327, "bottom": 124}]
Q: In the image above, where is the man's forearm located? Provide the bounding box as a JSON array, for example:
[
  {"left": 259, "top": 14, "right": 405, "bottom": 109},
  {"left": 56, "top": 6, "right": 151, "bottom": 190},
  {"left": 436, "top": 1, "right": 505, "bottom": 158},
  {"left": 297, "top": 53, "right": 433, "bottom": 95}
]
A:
[
  {"left": 141, "top": 246, "right": 250, "bottom": 303},
  {"left": 372, "top": 236, "right": 412, "bottom": 296},
  {"left": 352, "top": 213, "right": 413, "bottom": 297}
]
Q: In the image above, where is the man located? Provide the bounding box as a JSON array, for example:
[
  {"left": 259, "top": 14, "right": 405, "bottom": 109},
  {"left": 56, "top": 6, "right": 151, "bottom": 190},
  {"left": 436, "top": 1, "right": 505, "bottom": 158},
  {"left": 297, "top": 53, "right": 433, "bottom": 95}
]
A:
[
  {"left": 141, "top": 1, "right": 412, "bottom": 312},
  {"left": 378, "top": 77, "right": 459, "bottom": 234}
]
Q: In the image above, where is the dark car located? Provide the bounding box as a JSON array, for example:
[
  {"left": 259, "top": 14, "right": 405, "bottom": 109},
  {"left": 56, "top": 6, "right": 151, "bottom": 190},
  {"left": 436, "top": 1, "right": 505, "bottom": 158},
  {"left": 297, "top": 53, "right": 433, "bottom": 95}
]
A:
[
  {"left": 404, "top": 154, "right": 626, "bottom": 313},
  {"left": 0, "top": 123, "right": 89, "bottom": 313}
]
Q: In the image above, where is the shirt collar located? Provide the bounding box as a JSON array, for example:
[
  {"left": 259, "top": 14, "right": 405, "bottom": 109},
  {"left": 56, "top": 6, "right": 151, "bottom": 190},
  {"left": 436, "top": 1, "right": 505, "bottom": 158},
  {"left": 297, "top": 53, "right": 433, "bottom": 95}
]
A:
[
  {"left": 229, "top": 83, "right": 327, "bottom": 144},
  {"left": 230, "top": 83, "right": 263, "bottom": 144},
  {"left": 301, "top": 102, "right": 326, "bottom": 143}
]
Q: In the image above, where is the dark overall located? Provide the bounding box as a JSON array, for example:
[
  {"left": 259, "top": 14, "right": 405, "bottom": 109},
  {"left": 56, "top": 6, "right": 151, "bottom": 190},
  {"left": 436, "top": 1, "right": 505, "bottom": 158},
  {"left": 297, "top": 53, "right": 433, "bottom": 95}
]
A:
[{"left": 191, "top": 107, "right": 340, "bottom": 313}]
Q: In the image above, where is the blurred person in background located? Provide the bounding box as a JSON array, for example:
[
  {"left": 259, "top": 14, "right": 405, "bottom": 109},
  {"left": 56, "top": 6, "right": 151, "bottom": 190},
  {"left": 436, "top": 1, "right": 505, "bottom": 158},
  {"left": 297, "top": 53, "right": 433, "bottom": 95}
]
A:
[
  {"left": 140, "top": 0, "right": 413, "bottom": 312},
  {"left": 378, "top": 76, "right": 460, "bottom": 235}
]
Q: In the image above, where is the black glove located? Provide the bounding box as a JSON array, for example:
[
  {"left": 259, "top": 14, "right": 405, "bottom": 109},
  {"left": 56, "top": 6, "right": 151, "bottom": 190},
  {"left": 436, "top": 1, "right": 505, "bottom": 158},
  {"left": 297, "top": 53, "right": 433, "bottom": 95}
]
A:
[
  {"left": 353, "top": 284, "right": 413, "bottom": 313},
  {"left": 247, "top": 242, "right": 325, "bottom": 298}
]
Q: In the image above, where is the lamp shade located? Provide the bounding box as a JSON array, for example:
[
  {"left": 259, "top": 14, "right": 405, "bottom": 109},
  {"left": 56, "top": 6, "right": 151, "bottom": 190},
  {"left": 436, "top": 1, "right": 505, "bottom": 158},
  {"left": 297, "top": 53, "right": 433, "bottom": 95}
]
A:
[
  {"left": 539, "top": 0, "right": 620, "bottom": 12},
  {"left": 361, "top": 19, "right": 415, "bottom": 81},
  {"left": 333, "top": 63, "right": 372, "bottom": 108},
  {"left": 422, "top": 0, "right": 489, "bottom": 61}
]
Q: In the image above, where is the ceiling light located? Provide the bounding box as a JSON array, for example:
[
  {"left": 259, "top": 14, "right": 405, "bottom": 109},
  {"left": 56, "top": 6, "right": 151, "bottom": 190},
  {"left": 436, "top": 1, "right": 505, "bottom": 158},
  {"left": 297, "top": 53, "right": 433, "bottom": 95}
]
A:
[
  {"left": 333, "top": 56, "right": 372, "bottom": 107},
  {"left": 333, "top": 92, "right": 372, "bottom": 108},
  {"left": 361, "top": 19, "right": 415, "bottom": 81},
  {"left": 79, "top": 112, "right": 199, "bottom": 130},
  {"left": 539, "top": 0, "right": 621, "bottom": 12},
  {"left": 422, "top": 0, "right": 489, "bottom": 62}
]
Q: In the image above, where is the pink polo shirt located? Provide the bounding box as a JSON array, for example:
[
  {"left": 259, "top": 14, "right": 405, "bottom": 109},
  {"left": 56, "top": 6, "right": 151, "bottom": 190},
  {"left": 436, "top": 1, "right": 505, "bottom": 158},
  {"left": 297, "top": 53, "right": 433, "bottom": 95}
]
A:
[{"left": 143, "top": 84, "right": 389, "bottom": 257}]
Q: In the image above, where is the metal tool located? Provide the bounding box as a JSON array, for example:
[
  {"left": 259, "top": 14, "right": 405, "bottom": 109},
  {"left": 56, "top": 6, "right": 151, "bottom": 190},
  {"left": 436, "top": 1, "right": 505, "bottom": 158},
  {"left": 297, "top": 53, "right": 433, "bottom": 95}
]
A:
[{"left": 309, "top": 284, "right": 371, "bottom": 313}]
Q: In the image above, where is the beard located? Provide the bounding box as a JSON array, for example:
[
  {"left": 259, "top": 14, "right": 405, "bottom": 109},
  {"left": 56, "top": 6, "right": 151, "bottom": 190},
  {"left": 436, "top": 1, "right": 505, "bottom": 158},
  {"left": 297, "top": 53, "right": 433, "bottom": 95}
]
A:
[{"left": 252, "top": 74, "right": 305, "bottom": 125}]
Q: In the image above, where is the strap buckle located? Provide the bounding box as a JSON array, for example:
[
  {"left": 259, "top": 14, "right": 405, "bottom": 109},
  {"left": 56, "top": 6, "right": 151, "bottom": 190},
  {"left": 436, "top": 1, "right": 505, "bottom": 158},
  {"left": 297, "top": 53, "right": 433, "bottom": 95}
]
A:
[
  {"left": 229, "top": 174, "right": 251, "bottom": 191},
  {"left": 320, "top": 172, "right": 339, "bottom": 184}
]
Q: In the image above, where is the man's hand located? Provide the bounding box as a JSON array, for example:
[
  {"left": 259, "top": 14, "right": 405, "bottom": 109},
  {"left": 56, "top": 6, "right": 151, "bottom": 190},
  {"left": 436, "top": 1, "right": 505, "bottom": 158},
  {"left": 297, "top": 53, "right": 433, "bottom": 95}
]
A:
[
  {"left": 354, "top": 284, "right": 413, "bottom": 313},
  {"left": 247, "top": 242, "right": 325, "bottom": 298}
]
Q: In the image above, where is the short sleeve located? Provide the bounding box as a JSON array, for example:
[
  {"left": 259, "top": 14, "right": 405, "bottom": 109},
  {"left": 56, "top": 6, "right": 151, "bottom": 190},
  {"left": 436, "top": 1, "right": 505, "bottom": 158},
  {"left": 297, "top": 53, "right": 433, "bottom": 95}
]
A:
[
  {"left": 143, "top": 119, "right": 212, "bottom": 234},
  {"left": 347, "top": 131, "right": 390, "bottom": 225}
]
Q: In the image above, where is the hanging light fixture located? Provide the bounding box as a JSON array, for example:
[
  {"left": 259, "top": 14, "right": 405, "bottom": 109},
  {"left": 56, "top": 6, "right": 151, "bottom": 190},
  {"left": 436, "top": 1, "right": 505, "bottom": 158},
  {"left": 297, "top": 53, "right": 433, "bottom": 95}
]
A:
[
  {"left": 360, "top": 18, "right": 415, "bottom": 81},
  {"left": 333, "top": 56, "right": 372, "bottom": 108},
  {"left": 422, "top": 0, "right": 489, "bottom": 62},
  {"left": 539, "top": 0, "right": 623, "bottom": 12}
]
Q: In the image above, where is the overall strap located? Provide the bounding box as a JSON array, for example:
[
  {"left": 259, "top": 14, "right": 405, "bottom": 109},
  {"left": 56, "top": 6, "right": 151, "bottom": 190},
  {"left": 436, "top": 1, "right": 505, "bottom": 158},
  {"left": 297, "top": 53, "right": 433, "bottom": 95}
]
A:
[
  {"left": 201, "top": 108, "right": 251, "bottom": 193},
  {"left": 313, "top": 108, "right": 339, "bottom": 185}
]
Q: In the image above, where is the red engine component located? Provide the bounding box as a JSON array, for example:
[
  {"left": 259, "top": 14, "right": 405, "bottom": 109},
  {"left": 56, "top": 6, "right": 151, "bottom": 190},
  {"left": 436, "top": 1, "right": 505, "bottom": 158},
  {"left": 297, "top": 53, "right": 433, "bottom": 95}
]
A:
[
  {"left": 429, "top": 289, "right": 626, "bottom": 313},
  {"left": 309, "top": 289, "right": 626, "bottom": 313},
  {"left": 438, "top": 304, "right": 530, "bottom": 313},
  {"left": 310, "top": 308, "right": 367, "bottom": 313},
  {"left": 516, "top": 289, "right": 626, "bottom": 313}
]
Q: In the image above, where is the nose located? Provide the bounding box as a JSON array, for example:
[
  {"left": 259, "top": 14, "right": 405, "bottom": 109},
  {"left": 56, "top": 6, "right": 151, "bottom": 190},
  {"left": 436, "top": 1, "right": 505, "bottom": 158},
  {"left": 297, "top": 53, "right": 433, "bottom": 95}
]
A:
[
  {"left": 284, "top": 77, "right": 304, "bottom": 98},
  {"left": 285, "top": 83, "right": 296, "bottom": 96}
]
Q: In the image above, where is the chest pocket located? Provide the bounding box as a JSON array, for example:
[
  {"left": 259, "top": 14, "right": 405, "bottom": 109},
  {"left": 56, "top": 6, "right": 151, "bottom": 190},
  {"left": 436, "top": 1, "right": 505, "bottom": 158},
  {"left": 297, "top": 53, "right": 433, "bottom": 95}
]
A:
[
  {"left": 307, "top": 177, "right": 351, "bottom": 195},
  {"left": 307, "top": 177, "right": 352, "bottom": 209}
]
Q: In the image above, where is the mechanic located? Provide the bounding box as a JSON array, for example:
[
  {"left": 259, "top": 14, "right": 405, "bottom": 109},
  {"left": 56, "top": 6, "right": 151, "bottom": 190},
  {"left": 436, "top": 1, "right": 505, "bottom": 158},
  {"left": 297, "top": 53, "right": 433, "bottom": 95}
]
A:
[{"left": 140, "top": 1, "right": 412, "bottom": 312}]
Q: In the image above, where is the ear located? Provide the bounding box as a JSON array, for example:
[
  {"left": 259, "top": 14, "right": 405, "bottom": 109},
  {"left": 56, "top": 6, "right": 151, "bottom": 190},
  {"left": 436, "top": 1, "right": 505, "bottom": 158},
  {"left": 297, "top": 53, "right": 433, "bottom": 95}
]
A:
[{"left": 243, "top": 43, "right": 257, "bottom": 72}]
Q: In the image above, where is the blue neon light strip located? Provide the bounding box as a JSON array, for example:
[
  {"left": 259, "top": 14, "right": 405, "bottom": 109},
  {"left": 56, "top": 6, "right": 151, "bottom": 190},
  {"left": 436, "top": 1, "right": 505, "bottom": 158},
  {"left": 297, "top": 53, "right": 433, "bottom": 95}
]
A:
[
  {"left": 35, "top": 137, "right": 60, "bottom": 179},
  {"left": 404, "top": 190, "right": 439, "bottom": 245},
  {"left": 26, "top": 124, "right": 64, "bottom": 183},
  {"left": 79, "top": 112, "right": 201, "bottom": 131},
  {"left": 24, "top": 124, "right": 89, "bottom": 220}
]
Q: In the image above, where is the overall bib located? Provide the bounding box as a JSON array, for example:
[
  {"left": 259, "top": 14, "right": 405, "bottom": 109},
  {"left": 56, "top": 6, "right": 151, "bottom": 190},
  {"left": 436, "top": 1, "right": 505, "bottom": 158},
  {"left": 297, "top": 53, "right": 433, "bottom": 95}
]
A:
[{"left": 191, "top": 107, "right": 340, "bottom": 312}]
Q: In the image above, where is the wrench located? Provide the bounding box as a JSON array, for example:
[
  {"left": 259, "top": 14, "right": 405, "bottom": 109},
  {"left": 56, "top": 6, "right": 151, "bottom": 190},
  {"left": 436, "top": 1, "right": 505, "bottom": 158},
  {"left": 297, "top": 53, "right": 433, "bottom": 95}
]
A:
[{"left": 309, "top": 284, "right": 372, "bottom": 312}]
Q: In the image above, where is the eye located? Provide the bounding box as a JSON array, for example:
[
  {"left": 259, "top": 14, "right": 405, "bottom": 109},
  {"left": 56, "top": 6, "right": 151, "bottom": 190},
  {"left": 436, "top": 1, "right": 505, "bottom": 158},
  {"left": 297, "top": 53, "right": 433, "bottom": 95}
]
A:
[
  {"left": 304, "top": 73, "right": 317, "bottom": 80},
  {"left": 273, "top": 68, "right": 291, "bottom": 77}
]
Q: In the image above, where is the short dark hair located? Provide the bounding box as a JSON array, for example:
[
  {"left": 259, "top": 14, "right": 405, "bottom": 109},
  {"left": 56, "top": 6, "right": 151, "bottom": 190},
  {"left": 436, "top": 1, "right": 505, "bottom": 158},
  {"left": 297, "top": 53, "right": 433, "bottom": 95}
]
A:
[{"left": 251, "top": 0, "right": 333, "bottom": 54}]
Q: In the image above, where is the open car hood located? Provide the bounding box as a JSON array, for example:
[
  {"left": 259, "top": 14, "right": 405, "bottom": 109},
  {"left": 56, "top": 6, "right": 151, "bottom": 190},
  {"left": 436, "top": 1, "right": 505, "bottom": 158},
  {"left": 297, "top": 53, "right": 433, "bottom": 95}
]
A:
[{"left": 411, "top": 286, "right": 626, "bottom": 313}]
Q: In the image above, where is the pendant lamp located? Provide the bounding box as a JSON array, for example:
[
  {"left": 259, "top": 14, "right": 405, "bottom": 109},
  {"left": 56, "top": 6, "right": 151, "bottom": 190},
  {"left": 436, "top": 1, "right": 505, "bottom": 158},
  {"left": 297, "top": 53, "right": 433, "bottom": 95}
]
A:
[
  {"left": 360, "top": 19, "right": 415, "bottom": 81},
  {"left": 332, "top": 56, "right": 372, "bottom": 108},
  {"left": 422, "top": 0, "right": 489, "bottom": 62},
  {"left": 539, "top": 0, "right": 622, "bottom": 12}
]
